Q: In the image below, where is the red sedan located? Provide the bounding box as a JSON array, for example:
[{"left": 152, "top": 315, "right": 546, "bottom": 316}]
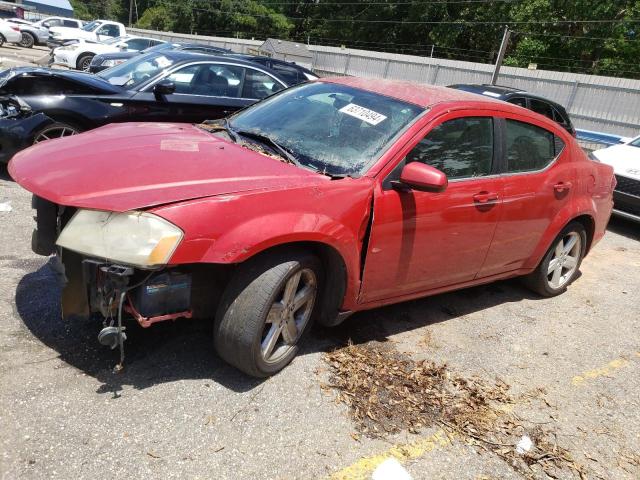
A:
[{"left": 9, "top": 77, "right": 614, "bottom": 377}]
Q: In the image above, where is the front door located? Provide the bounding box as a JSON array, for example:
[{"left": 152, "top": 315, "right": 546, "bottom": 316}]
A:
[{"left": 361, "top": 114, "right": 503, "bottom": 303}]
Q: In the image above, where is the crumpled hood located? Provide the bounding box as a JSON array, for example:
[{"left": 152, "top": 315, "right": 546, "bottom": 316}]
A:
[{"left": 9, "top": 123, "right": 328, "bottom": 212}]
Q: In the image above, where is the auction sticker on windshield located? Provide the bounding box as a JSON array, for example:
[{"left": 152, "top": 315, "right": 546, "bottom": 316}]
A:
[{"left": 339, "top": 103, "right": 387, "bottom": 125}]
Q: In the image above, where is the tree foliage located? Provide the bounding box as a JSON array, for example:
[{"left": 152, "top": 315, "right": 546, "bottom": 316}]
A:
[{"left": 70, "top": 0, "right": 640, "bottom": 78}]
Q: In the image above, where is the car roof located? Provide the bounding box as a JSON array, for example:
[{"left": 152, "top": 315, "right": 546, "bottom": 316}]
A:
[
  {"left": 323, "top": 76, "right": 507, "bottom": 109},
  {"left": 449, "top": 83, "right": 569, "bottom": 111},
  {"left": 449, "top": 83, "right": 525, "bottom": 97}
]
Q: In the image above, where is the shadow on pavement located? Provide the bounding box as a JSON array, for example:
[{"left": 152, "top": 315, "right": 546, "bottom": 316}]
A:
[
  {"left": 16, "top": 258, "right": 542, "bottom": 395},
  {"left": 607, "top": 216, "right": 639, "bottom": 241}
]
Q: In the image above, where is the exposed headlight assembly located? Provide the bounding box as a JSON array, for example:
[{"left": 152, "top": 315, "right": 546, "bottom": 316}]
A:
[{"left": 56, "top": 209, "right": 183, "bottom": 268}]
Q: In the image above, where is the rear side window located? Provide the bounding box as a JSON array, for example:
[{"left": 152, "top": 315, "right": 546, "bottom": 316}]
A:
[
  {"left": 529, "top": 99, "right": 554, "bottom": 121},
  {"left": 406, "top": 116, "right": 494, "bottom": 179},
  {"left": 505, "top": 119, "right": 564, "bottom": 173},
  {"left": 241, "top": 69, "right": 284, "bottom": 99},
  {"left": 508, "top": 97, "right": 527, "bottom": 108},
  {"left": 62, "top": 20, "right": 77, "bottom": 27}
]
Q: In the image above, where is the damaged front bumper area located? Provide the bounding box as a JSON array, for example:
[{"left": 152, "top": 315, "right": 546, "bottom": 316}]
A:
[
  {"left": 32, "top": 199, "right": 213, "bottom": 369},
  {"left": 0, "top": 96, "right": 55, "bottom": 164}
]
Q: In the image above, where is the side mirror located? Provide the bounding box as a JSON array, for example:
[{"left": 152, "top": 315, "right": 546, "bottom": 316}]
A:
[
  {"left": 394, "top": 162, "right": 448, "bottom": 193},
  {"left": 153, "top": 80, "right": 176, "bottom": 98}
]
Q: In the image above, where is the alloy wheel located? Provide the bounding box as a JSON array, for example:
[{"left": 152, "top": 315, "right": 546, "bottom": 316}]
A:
[
  {"left": 546, "top": 232, "right": 581, "bottom": 289},
  {"left": 260, "top": 268, "right": 317, "bottom": 364},
  {"left": 34, "top": 126, "right": 78, "bottom": 143}
]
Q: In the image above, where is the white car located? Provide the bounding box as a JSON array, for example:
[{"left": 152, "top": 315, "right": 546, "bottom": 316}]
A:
[
  {"left": 19, "top": 16, "right": 83, "bottom": 48},
  {"left": 53, "top": 35, "right": 159, "bottom": 71},
  {"left": 0, "top": 20, "right": 23, "bottom": 46},
  {"left": 592, "top": 134, "right": 640, "bottom": 222},
  {"left": 48, "top": 19, "right": 126, "bottom": 49}
]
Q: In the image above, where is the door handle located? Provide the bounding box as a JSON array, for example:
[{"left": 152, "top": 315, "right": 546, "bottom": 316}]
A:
[
  {"left": 473, "top": 192, "right": 499, "bottom": 204},
  {"left": 554, "top": 182, "right": 572, "bottom": 192}
]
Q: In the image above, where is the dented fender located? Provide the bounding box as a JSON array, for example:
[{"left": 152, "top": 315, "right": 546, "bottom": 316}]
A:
[
  {"left": 1, "top": 111, "right": 55, "bottom": 164},
  {"left": 152, "top": 178, "right": 375, "bottom": 310}
]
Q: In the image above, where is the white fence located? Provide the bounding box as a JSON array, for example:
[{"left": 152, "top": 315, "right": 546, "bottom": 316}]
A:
[{"left": 129, "top": 28, "right": 640, "bottom": 137}]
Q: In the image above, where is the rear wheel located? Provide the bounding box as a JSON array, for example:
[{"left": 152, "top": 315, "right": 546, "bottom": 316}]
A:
[
  {"left": 0, "top": 34, "right": 5, "bottom": 47},
  {"left": 214, "top": 251, "right": 321, "bottom": 377},
  {"left": 19, "top": 32, "right": 35, "bottom": 48},
  {"left": 33, "top": 122, "right": 79, "bottom": 144},
  {"left": 522, "top": 222, "right": 586, "bottom": 297},
  {"left": 76, "top": 54, "right": 94, "bottom": 71}
]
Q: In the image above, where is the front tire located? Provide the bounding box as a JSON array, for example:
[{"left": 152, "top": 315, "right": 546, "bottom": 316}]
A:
[
  {"left": 522, "top": 221, "right": 586, "bottom": 297},
  {"left": 33, "top": 122, "right": 79, "bottom": 144},
  {"left": 19, "top": 32, "right": 35, "bottom": 48},
  {"left": 215, "top": 251, "right": 321, "bottom": 377},
  {"left": 76, "top": 53, "right": 94, "bottom": 71}
]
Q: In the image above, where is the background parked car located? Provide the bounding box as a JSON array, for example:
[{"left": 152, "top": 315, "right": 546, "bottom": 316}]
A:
[
  {"left": 0, "top": 20, "right": 23, "bottom": 47},
  {"left": 18, "top": 16, "right": 83, "bottom": 48},
  {"left": 89, "top": 42, "right": 233, "bottom": 73},
  {"left": 53, "top": 35, "right": 165, "bottom": 71},
  {"left": 0, "top": 51, "right": 292, "bottom": 163},
  {"left": 591, "top": 134, "right": 640, "bottom": 222},
  {"left": 47, "top": 19, "right": 125, "bottom": 49},
  {"left": 449, "top": 83, "right": 576, "bottom": 136},
  {"left": 227, "top": 54, "right": 319, "bottom": 84}
]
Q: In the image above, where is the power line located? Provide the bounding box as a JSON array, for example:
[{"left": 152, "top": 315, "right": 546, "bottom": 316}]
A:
[{"left": 512, "top": 30, "right": 640, "bottom": 43}]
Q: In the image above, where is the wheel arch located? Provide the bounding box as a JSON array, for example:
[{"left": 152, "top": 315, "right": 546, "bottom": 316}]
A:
[
  {"left": 233, "top": 240, "right": 350, "bottom": 327},
  {"left": 525, "top": 203, "right": 597, "bottom": 270}
]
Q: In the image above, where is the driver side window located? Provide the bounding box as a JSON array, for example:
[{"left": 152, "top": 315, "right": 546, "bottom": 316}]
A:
[
  {"left": 97, "top": 25, "right": 119, "bottom": 37},
  {"left": 405, "top": 117, "right": 494, "bottom": 180}
]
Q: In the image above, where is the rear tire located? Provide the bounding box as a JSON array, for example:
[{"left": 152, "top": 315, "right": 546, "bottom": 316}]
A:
[
  {"left": 214, "top": 251, "right": 321, "bottom": 377},
  {"left": 522, "top": 221, "right": 586, "bottom": 297},
  {"left": 19, "top": 32, "right": 35, "bottom": 48},
  {"left": 76, "top": 53, "right": 94, "bottom": 71},
  {"left": 0, "top": 35, "right": 5, "bottom": 47}
]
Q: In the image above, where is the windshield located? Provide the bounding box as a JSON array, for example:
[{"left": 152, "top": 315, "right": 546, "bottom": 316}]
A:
[
  {"left": 630, "top": 136, "right": 640, "bottom": 147},
  {"left": 229, "top": 82, "right": 424, "bottom": 177},
  {"left": 97, "top": 52, "right": 175, "bottom": 88},
  {"left": 82, "top": 20, "right": 101, "bottom": 32}
]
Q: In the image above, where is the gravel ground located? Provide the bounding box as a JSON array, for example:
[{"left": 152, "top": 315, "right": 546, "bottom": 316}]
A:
[{"left": 0, "top": 47, "right": 638, "bottom": 479}]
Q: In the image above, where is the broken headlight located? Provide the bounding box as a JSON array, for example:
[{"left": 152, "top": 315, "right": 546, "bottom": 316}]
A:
[{"left": 56, "top": 209, "right": 183, "bottom": 268}]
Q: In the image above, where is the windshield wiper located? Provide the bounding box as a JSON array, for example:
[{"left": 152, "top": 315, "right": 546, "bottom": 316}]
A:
[
  {"left": 199, "top": 118, "right": 239, "bottom": 143},
  {"left": 234, "top": 129, "right": 301, "bottom": 167}
]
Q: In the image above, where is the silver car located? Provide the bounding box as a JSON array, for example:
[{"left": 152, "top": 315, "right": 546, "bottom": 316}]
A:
[{"left": 18, "top": 17, "right": 83, "bottom": 48}]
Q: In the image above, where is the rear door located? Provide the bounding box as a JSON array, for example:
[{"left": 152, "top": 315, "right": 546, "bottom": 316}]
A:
[
  {"left": 360, "top": 112, "right": 504, "bottom": 302},
  {"left": 478, "top": 116, "right": 570, "bottom": 277}
]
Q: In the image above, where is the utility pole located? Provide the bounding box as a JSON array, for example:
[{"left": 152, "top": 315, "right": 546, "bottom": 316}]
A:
[
  {"left": 128, "top": 0, "right": 133, "bottom": 27},
  {"left": 491, "top": 26, "right": 511, "bottom": 85}
]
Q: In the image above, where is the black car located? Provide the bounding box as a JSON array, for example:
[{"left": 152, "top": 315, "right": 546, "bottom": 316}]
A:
[
  {"left": 0, "top": 51, "right": 291, "bottom": 163},
  {"left": 226, "top": 55, "right": 319, "bottom": 85},
  {"left": 89, "top": 42, "right": 233, "bottom": 73},
  {"left": 448, "top": 84, "right": 576, "bottom": 136}
]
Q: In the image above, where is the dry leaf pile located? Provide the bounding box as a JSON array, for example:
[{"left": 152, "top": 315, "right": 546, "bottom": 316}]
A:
[{"left": 323, "top": 342, "right": 587, "bottom": 479}]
